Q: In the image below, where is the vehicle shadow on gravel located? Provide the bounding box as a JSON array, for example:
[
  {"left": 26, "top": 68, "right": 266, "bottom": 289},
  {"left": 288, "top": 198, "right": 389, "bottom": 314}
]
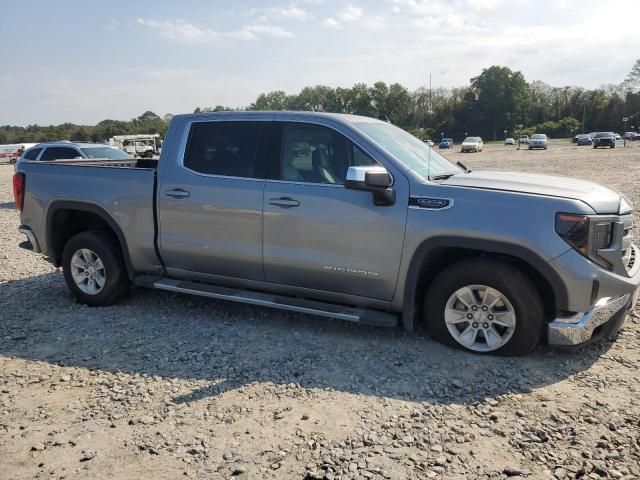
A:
[{"left": 0, "top": 272, "right": 616, "bottom": 406}]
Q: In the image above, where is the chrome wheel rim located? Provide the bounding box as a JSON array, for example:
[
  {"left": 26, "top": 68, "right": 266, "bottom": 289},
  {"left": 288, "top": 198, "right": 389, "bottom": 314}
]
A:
[
  {"left": 444, "top": 284, "right": 516, "bottom": 352},
  {"left": 70, "top": 249, "right": 106, "bottom": 295}
]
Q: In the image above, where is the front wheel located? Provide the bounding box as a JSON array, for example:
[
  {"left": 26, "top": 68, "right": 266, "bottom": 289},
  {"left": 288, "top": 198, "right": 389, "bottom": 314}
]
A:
[
  {"left": 425, "top": 258, "right": 544, "bottom": 355},
  {"left": 62, "top": 231, "right": 130, "bottom": 307}
]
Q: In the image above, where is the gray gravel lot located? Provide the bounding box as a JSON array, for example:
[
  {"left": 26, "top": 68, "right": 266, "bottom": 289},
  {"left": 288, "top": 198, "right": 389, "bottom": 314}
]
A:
[{"left": 1, "top": 141, "right": 640, "bottom": 479}]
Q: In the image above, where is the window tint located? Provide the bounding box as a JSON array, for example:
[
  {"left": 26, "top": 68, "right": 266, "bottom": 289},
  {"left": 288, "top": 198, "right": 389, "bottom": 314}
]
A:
[
  {"left": 184, "top": 121, "right": 263, "bottom": 178},
  {"left": 40, "top": 147, "right": 81, "bottom": 161},
  {"left": 280, "top": 123, "right": 376, "bottom": 184},
  {"left": 23, "top": 148, "right": 42, "bottom": 160}
]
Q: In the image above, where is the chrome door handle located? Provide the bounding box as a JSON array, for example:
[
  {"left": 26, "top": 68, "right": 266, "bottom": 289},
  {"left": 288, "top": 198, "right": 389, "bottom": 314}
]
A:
[
  {"left": 269, "top": 197, "right": 300, "bottom": 208},
  {"left": 164, "top": 189, "right": 190, "bottom": 199}
]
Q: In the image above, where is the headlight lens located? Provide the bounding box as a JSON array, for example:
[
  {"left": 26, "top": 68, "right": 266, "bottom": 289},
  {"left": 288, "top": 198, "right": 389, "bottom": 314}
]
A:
[
  {"left": 556, "top": 213, "right": 589, "bottom": 256},
  {"left": 594, "top": 222, "right": 613, "bottom": 249}
]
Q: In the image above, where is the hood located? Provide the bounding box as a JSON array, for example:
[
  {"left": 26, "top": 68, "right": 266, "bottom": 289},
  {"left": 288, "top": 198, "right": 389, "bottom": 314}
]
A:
[{"left": 441, "top": 171, "right": 623, "bottom": 214}]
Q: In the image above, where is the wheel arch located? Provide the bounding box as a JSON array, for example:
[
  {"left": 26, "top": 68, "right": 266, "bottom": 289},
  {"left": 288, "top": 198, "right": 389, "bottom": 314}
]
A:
[
  {"left": 401, "top": 237, "right": 568, "bottom": 332},
  {"left": 46, "top": 201, "right": 134, "bottom": 280}
]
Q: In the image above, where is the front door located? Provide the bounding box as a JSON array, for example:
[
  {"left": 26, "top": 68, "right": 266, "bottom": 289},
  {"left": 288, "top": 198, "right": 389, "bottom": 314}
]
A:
[
  {"left": 262, "top": 121, "right": 408, "bottom": 301},
  {"left": 158, "top": 119, "right": 269, "bottom": 281}
]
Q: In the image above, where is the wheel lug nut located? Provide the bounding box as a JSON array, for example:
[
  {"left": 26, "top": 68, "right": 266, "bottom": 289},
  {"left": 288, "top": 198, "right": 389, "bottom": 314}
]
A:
[
  {"left": 481, "top": 306, "right": 488, "bottom": 311},
  {"left": 488, "top": 314, "right": 494, "bottom": 320},
  {"left": 471, "top": 306, "right": 478, "bottom": 311},
  {"left": 483, "top": 323, "right": 489, "bottom": 329},
  {"left": 466, "top": 313, "right": 473, "bottom": 320},
  {"left": 472, "top": 322, "right": 479, "bottom": 328}
]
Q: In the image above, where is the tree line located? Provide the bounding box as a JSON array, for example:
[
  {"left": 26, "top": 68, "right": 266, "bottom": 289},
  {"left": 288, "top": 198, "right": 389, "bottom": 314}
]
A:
[{"left": 2, "top": 61, "right": 639, "bottom": 145}]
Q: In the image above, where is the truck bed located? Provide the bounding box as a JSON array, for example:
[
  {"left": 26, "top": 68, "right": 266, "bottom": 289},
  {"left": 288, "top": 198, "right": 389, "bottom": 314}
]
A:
[{"left": 18, "top": 159, "right": 160, "bottom": 273}]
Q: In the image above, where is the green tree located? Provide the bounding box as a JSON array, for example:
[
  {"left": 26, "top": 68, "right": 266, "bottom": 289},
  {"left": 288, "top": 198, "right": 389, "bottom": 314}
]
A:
[{"left": 471, "top": 66, "right": 529, "bottom": 139}]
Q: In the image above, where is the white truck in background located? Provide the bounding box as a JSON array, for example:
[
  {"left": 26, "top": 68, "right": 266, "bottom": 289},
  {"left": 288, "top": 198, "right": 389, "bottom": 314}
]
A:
[{"left": 108, "top": 134, "right": 162, "bottom": 158}]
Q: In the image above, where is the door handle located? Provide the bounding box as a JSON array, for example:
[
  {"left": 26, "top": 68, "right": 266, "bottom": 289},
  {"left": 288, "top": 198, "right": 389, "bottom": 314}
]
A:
[
  {"left": 164, "top": 189, "right": 190, "bottom": 199},
  {"left": 269, "top": 197, "right": 300, "bottom": 208}
]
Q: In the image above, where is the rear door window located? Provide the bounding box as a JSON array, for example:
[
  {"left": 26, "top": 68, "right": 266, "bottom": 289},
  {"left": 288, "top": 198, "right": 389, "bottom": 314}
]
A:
[
  {"left": 183, "top": 121, "right": 264, "bottom": 178},
  {"left": 23, "top": 148, "right": 42, "bottom": 160},
  {"left": 40, "top": 147, "right": 82, "bottom": 161}
]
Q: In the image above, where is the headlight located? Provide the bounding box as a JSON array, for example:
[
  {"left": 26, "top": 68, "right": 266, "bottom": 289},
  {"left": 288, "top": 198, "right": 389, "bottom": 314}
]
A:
[
  {"left": 556, "top": 213, "right": 589, "bottom": 256},
  {"left": 556, "top": 213, "right": 614, "bottom": 269}
]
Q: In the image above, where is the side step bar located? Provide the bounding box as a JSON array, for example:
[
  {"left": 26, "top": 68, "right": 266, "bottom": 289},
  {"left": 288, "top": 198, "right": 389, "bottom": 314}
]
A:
[{"left": 152, "top": 278, "right": 398, "bottom": 328}]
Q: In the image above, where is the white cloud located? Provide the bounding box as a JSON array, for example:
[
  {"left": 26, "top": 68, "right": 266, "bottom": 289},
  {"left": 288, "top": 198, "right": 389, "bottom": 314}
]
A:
[
  {"left": 273, "top": 7, "right": 312, "bottom": 20},
  {"left": 337, "top": 5, "right": 363, "bottom": 22},
  {"left": 136, "top": 18, "right": 294, "bottom": 42},
  {"left": 321, "top": 17, "right": 342, "bottom": 29}
]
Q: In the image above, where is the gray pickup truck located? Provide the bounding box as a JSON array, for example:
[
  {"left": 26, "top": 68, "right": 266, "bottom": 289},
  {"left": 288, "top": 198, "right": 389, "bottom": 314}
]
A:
[{"left": 14, "top": 112, "right": 640, "bottom": 355}]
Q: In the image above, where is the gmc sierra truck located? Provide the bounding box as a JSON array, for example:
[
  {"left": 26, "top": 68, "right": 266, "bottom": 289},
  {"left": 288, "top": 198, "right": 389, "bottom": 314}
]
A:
[{"left": 14, "top": 112, "right": 640, "bottom": 355}]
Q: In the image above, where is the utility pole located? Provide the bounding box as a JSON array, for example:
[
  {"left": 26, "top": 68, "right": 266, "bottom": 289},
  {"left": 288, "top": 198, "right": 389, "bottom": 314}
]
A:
[
  {"left": 582, "top": 103, "right": 586, "bottom": 134},
  {"left": 428, "top": 73, "right": 432, "bottom": 133}
]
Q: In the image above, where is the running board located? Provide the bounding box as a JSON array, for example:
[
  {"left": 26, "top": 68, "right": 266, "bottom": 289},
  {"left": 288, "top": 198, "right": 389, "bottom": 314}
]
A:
[{"left": 152, "top": 278, "right": 398, "bottom": 327}]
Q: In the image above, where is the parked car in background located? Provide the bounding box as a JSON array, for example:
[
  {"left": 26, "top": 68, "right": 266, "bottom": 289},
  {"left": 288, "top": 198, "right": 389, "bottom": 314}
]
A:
[
  {"left": 505, "top": 137, "right": 515, "bottom": 145},
  {"left": 15, "top": 141, "right": 133, "bottom": 170},
  {"left": 593, "top": 132, "right": 616, "bottom": 149},
  {"left": 438, "top": 138, "right": 452, "bottom": 149},
  {"left": 614, "top": 134, "right": 621, "bottom": 141},
  {"left": 461, "top": 137, "right": 483, "bottom": 152},
  {"left": 518, "top": 135, "right": 529, "bottom": 144},
  {"left": 576, "top": 134, "right": 592, "bottom": 146},
  {"left": 14, "top": 111, "right": 640, "bottom": 356},
  {"left": 528, "top": 134, "right": 548, "bottom": 150}
]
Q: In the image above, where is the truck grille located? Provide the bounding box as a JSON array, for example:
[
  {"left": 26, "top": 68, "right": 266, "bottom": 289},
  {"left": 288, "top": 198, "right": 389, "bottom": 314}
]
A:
[{"left": 621, "top": 214, "right": 634, "bottom": 273}]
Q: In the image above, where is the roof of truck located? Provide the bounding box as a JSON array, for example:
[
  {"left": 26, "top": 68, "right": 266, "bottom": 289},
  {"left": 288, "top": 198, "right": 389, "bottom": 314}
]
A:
[{"left": 174, "top": 110, "right": 385, "bottom": 125}]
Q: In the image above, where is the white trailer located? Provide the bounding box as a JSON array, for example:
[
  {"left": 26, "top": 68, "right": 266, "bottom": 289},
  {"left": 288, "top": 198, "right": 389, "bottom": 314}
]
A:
[{"left": 108, "top": 134, "right": 162, "bottom": 158}]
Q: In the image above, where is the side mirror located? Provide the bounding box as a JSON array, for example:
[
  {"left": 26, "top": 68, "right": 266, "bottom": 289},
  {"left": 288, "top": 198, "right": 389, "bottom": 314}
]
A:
[{"left": 345, "top": 165, "right": 396, "bottom": 206}]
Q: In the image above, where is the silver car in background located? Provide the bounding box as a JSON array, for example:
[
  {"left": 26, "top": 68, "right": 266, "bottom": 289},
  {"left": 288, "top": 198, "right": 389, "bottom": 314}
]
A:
[{"left": 529, "top": 133, "right": 548, "bottom": 150}]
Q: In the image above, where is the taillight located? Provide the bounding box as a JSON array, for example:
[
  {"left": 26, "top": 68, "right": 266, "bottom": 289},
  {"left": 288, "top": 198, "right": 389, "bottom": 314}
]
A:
[{"left": 13, "top": 172, "right": 25, "bottom": 211}]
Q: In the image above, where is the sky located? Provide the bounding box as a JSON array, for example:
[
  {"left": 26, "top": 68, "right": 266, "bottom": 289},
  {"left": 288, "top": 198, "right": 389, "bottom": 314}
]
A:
[{"left": 1, "top": 0, "right": 639, "bottom": 126}]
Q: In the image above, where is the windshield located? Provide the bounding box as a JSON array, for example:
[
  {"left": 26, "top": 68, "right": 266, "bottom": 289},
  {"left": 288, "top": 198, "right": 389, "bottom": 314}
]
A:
[
  {"left": 81, "top": 147, "right": 132, "bottom": 160},
  {"left": 354, "top": 122, "right": 462, "bottom": 179},
  {"left": 531, "top": 134, "right": 546, "bottom": 140},
  {"left": 595, "top": 132, "right": 611, "bottom": 138},
  {"left": 463, "top": 137, "right": 480, "bottom": 142}
]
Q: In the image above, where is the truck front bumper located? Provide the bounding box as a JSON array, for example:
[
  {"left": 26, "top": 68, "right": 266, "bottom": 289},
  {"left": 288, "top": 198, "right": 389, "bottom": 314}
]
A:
[{"left": 548, "top": 290, "right": 638, "bottom": 346}]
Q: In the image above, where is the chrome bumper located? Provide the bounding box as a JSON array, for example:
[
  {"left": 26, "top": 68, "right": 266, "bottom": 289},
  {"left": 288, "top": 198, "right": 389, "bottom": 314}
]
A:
[{"left": 548, "top": 294, "right": 633, "bottom": 346}]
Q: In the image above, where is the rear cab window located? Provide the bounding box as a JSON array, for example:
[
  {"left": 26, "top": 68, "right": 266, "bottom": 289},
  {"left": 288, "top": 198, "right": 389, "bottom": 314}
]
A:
[{"left": 40, "top": 147, "right": 82, "bottom": 161}]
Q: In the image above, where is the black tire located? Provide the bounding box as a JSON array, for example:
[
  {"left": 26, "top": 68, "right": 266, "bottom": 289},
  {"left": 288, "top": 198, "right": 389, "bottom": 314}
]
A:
[
  {"left": 62, "top": 230, "right": 130, "bottom": 307},
  {"left": 424, "top": 258, "right": 544, "bottom": 356}
]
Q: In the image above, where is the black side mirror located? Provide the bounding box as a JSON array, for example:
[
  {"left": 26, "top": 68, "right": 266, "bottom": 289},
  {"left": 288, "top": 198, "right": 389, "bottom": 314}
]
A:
[{"left": 345, "top": 166, "right": 395, "bottom": 206}]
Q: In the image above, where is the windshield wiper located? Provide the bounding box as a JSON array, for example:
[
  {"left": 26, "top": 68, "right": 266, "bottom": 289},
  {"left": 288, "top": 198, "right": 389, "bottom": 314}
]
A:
[
  {"left": 430, "top": 173, "right": 456, "bottom": 181},
  {"left": 456, "top": 161, "right": 471, "bottom": 173}
]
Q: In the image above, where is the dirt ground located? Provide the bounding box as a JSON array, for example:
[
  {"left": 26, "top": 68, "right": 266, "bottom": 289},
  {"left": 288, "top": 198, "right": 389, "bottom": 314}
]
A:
[{"left": 1, "top": 140, "right": 639, "bottom": 480}]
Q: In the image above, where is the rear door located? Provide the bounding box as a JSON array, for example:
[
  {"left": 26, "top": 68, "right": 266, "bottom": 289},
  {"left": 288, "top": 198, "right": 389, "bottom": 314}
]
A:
[
  {"left": 157, "top": 118, "right": 270, "bottom": 281},
  {"left": 262, "top": 120, "right": 408, "bottom": 301}
]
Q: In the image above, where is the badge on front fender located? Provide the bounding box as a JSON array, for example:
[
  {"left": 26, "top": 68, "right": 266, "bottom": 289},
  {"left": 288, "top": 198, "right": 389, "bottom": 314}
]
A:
[{"left": 409, "top": 197, "right": 453, "bottom": 210}]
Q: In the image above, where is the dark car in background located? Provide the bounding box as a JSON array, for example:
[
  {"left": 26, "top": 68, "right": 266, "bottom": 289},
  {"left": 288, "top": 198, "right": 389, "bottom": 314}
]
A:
[
  {"left": 576, "top": 134, "right": 592, "bottom": 146},
  {"left": 593, "top": 132, "right": 616, "bottom": 149}
]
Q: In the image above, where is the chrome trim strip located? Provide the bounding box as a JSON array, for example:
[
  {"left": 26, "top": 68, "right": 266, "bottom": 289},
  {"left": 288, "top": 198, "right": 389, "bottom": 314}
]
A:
[{"left": 547, "top": 294, "right": 630, "bottom": 346}]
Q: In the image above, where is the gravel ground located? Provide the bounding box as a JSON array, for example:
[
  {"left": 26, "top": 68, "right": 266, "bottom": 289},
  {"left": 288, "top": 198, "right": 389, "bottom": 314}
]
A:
[{"left": 1, "top": 141, "right": 640, "bottom": 480}]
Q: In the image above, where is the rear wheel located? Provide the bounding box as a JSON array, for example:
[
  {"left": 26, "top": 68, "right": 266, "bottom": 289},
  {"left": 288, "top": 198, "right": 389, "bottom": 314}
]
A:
[
  {"left": 425, "top": 258, "right": 544, "bottom": 355},
  {"left": 62, "top": 231, "right": 130, "bottom": 306}
]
